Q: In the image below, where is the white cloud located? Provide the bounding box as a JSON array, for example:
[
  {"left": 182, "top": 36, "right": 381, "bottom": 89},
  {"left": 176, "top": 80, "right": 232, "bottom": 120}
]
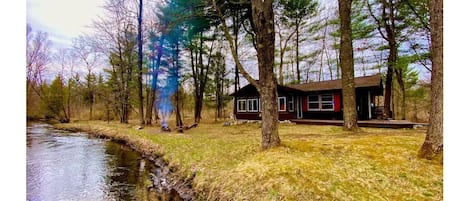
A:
[{"left": 27, "top": 0, "right": 106, "bottom": 47}]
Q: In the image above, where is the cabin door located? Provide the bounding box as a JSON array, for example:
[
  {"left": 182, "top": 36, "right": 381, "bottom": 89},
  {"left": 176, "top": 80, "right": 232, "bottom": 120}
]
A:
[
  {"left": 296, "top": 96, "right": 303, "bottom": 119},
  {"left": 356, "top": 91, "right": 371, "bottom": 120}
]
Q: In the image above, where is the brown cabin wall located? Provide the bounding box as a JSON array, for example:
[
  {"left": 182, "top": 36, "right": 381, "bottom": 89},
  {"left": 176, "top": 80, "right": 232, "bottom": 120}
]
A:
[
  {"left": 279, "top": 112, "right": 296, "bottom": 121},
  {"left": 235, "top": 113, "right": 261, "bottom": 120},
  {"left": 232, "top": 85, "right": 381, "bottom": 121},
  {"left": 235, "top": 112, "right": 295, "bottom": 121}
]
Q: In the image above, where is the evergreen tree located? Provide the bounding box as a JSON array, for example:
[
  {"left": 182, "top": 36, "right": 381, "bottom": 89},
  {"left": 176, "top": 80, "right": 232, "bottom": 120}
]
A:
[
  {"left": 42, "top": 75, "right": 70, "bottom": 123},
  {"left": 277, "top": 0, "right": 318, "bottom": 83}
]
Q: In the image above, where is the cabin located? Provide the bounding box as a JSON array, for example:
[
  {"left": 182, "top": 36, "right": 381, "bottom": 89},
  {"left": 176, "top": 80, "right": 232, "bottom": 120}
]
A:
[{"left": 230, "top": 74, "right": 383, "bottom": 121}]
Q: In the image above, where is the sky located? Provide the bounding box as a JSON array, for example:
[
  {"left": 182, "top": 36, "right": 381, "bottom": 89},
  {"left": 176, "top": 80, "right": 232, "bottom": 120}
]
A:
[{"left": 27, "top": 0, "right": 106, "bottom": 48}]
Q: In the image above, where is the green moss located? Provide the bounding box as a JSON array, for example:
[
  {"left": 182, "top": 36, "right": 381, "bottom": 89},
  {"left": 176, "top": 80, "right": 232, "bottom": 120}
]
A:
[{"left": 56, "top": 121, "right": 442, "bottom": 200}]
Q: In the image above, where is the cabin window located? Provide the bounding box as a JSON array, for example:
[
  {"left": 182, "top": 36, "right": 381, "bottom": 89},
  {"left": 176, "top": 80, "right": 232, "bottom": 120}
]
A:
[
  {"left": 278, "top": 97, "right": 286, "bottom": 111},
  {"left": 288, "top": 96, "right": 295, "bottom": 112},
  {"left": 308, "top": 95, "right": 320, "bottom": 110},
  {"left": 247, "top": 99, "right": 259, "bottom": 112},
  {"left": 308, "top": 94, "right": 334, "bottom": 111},
  {"left": 320, "top": 94, "right": 334, "bottom": 110},
  {"left": 237, "top": 99, "right": 246, "bottom": 112}
]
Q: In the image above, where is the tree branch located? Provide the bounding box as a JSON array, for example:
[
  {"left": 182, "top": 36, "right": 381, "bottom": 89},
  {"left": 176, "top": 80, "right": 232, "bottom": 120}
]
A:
[
  {"left": 366, "top": 0, "right": 389, "bottom": 42},
  {"left": 403, "top": 0, "right": 430, "bottom": 32},
  {"left": 211, "top": 0, "right": 259, "bottom": 89}
]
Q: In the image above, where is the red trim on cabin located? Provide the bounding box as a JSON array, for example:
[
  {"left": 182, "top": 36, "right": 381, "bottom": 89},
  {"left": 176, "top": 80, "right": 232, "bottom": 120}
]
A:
[
  {"left": 334, "top": 93, "right": 341, "bottom": 112},
  {"left": 302, "top": 97, "right": 308, "bottom": 112}
]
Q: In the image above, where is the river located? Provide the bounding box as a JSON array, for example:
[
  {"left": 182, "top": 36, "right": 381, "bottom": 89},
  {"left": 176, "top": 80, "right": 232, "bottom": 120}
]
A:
[{"left": 26, "top": 123, "right": 182, "bottom": 201}]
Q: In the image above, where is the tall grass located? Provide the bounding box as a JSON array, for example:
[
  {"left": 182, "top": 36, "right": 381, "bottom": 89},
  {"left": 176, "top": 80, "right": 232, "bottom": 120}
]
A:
[{"left": 57, "top": 121, "right": 442, "bottom": 200}]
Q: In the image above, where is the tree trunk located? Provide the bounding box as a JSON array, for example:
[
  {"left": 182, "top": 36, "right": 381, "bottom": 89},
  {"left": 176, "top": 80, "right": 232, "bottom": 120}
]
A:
[
  {"left": 137, "top": 0, "right": 145, "bottom": 125},
  {"left": 335, "top": 42, "right": 341, "bottom": 79},
  {"left": 382, "top": 1, "right": 398, "bottom": 120},
  {"left": 145, "top": 87, "right": 155, "bottom": 124},
  {"left": 67, "top": 79, "right": 71, "bottom": 120},
  {"left": 233, "top": 12, "right": 240, "bottom": 93},
  {"left": 175, "top": 42, "right": 183, "bottom": 128},
  {"left": 327, "top": 49, "right": 333, "bottom": 80},
  {"left": 384, "top": 40, "right": 397, "bottom": 119},
  {"left": 320, "top": 18, "right": 327, "bottom": 81},
  {"left": 89, "top": 101, "right": 93, "bottom": 120},
  {"left": 295, "top": 21, "right": 300, "bottom": 83},
  {"left": 339, "top": 0, "right": 359, "bottom": 131},
  {"left": 279, "top": 51, "right": 285, "bottom": 85},
  {"left": 176, "top": 86, "right": 183, "bottom": 127},
  {"left": 277, "top": 28, "right": 294, "bottom": 85},
  {"left": 123, "top": 48, "right": 133, "bottom": 124},
  {"left": 215, "top": 52, "right": 224, "bottom": 119},
  {"left": 215, "top": 67, "right": 221, "bottom": 119},
  {"left": 87, "top": 72, "right": 94, "bottom": 120},
  {"left": 146, "top": 36, "right": 164, "bottom": 125},
  {"left": 194, "top": 35, "right": 205, "bottom": 123},
  {"left": 397, "top": 75, "right": 406, "bottom": 120},
  {"left": 252, "top": 0, "right": 280, "bottom": 149},
  {"left": 419, "top": 0, "right": 443, "bottom": 160},
  {"left": 213, "top": 0, "right": 280, "bottom": 149}
]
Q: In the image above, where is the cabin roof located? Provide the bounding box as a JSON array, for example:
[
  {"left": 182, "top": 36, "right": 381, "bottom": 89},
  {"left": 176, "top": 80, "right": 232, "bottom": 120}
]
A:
[
  {"left": 230, "top": 74, "right": 382, "bottom": 96},
  {"left": 288, "top": 74, "right": 382, "bottom": 92},
  {"left": 229, "top": 83, "right": 302, "bottom": 97}
]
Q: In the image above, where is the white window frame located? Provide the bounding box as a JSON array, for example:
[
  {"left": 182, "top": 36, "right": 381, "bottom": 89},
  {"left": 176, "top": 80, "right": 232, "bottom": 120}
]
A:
[
  {"left": 307, "top": 94, "right": 320, "bottom": 111},
  {"left": 247, "top": 99, "right": 259, "bottom": 112},
  {"left": 288, "top": 96, "right": 295, "bottom": 112},
  {"left": 307, "top": 94, "right": 334, "bottom": 111},
  {"left": 237, "top": 99, "right": 246, "bottom": 112},
  {"left": 278, "top": 96, "right": 287, "bottom": 112},
  {"left": 320, "top": 94, "right": 334, "bottom": 111}
]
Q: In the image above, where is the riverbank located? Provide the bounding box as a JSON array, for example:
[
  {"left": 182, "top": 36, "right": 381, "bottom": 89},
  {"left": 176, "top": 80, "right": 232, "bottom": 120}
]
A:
[
  {"left": 54, "top": 122, "right": 197, "bottom": 200},
  {"left": 55, "top": 121, "right": 442, "bottom": 200}
]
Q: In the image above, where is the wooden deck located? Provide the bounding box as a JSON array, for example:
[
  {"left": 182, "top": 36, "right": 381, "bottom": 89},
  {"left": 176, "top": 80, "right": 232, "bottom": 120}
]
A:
[{"left": 290, "top": 119, "right": 428, "bottom": 129}]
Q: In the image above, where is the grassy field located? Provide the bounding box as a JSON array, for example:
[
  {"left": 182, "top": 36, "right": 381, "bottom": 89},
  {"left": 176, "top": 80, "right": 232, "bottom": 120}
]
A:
[{"left": 56, "top": 121, "right": 442, "bottom": 200}]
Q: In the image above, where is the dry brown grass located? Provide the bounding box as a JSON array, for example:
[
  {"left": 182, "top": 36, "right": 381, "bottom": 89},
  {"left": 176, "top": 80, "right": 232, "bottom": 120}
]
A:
[{"left": 56, "top": 121, "right": 442, "bottom": 201}]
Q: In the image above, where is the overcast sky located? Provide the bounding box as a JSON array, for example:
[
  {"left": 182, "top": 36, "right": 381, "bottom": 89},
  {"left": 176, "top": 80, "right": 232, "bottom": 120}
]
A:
[{"left": 27, "top": 0, "right": 106, "bottom": 48}]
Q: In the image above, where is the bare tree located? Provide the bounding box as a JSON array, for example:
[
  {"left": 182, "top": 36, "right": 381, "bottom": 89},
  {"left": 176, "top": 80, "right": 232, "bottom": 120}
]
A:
[
  {"left": 26, "top": 24, "right": 52, "bottom": 118},
  {"left": 92, "top": 0, "right": 138, "bottom": 123},
  {"left": 137, "top": 0, "right": 145, "bottom": 125},
  {"left": 54, "top": 48, "right": 78, "bottom": 120},
  {"left": 274, "top": 10, "right": 295, "bottom": 85},
  {"left": 277, "top": 0, "right": 318, "bottom": 83},
  {"left": 189, "top": 31, "right": 216, "bottom": 124},
  {"left": 26, "top": 24, "right": 51, "bottom": 93},
  {"left": 73, "top": 36, "right": 100, "bottom": 120}
]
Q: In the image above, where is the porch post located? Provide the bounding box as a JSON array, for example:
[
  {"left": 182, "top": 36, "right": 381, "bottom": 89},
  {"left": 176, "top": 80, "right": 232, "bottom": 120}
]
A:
[
  {"left": 296, "top": 96, "right": 300, "bottom": 119},
  {"left": 368, "top": 91, "right": 372, "bottom": 119}
]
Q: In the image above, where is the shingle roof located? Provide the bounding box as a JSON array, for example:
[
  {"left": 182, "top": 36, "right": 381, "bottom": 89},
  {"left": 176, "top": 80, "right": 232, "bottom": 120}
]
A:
[
  {"left": 288, "top": 74, "right": 382, "bottom": 92},
  {"left": 229, "top": 82, "right": 303, "bottom": 96},
  {"left": 230, "top": 74, "right": 383, "bottom": 96}
]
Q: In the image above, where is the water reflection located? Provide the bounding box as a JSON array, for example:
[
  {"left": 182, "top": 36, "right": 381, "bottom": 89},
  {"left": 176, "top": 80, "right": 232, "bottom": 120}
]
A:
[{"left": 26, "top": 123, "right": 182, "bottom": 201}]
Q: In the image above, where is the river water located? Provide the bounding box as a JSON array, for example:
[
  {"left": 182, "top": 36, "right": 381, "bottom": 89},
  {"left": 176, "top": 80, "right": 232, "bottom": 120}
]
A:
[{"left": 26, "top": 123, "right": 182, "bottom": 201}]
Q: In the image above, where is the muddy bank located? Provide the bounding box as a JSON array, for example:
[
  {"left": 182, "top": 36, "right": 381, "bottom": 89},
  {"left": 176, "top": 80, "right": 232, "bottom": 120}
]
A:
[{"left": 55, "top": 124, "right": 198, "bottom": 201}]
